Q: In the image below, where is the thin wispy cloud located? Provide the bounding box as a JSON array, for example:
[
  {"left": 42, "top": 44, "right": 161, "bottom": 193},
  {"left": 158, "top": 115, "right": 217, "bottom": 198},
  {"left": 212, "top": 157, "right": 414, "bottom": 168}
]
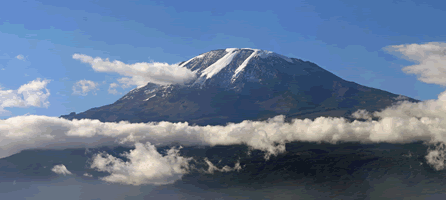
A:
[
  {"left": 0, "top": 78, "right": 51, "bottom": 116},
  {"left": 0, "top": 53, "right": 10, "bottom": 59},
  {"left": 203, "top": 158, "right": 242, "bottom": 174},
  {"left": 108, "top": 83, "right": 120, "bottom": 95},
  {"left": 72, "top": 54, "right": 197, "bottom": 88},
  {"left": 72, "top": 79, "right": 99, "bottom": 96}
]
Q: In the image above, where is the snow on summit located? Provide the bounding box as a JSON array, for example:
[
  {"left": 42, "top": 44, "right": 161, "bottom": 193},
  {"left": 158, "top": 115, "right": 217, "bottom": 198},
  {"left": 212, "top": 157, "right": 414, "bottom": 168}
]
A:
[
  {"left": 200, "top": 48, "right": 239, "bottom": 79},
  {"left": 152, "top": 48, "right": 296, "bottom": 88},
  {"left": 232, "top": 49, "right": 259, "bottom": 82},
  {"left": 196, "top": 48, "right": 294, "bottom": 80}
]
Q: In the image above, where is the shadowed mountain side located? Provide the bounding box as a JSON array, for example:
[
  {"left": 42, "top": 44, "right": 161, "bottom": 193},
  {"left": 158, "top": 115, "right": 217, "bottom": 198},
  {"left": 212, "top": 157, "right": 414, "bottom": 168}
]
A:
[{"left": 60, "top": 48, "right": 419, "bottom": 125}]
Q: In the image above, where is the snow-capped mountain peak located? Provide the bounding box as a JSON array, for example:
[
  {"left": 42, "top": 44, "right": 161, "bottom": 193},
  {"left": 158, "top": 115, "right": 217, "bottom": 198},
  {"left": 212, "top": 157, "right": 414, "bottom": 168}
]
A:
[
  {"left": 61, "top": 47, "right": 419, "bottom": 126},
  {"left": 177, "top": 48, "right": 297, "bottom": 87},
  {"left": 117, "top": 48, "right": 319, "bottom": 101}
]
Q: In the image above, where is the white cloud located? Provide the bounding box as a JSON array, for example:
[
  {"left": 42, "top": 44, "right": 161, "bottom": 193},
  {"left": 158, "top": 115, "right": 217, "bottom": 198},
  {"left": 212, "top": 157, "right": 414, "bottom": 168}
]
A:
[
  {"left": 72, "top": 54, "right": 196, "bottom": 88},
  {"left": 51, "top": 164, "right": 72, "bottom": 176},
  {"left": 72, "top": 79, "right": 99, "bottom": 96},
  {"left": 351, "top": 109, "right": 372, "bottom": 121},
  {"left": 384, "top": 42, "right": 446, "bottom": 86},
  {"left": 203, "top": 158, "right": 242, "bottom": 174},
  {"left": 91, "top": 142, "right": 191, "bottom": 185},
  {"left": 17, "top": 78, "right": 51, "bottom": 107},
  {"left": 108, "top": 83, "right": 120, "bottom": 95},
  {"left": 16, "top": 54, "right": 25, "bottom": 61},
  {"left": 0, "top": 78, "right": 51, "bottom": 116},
  {"left": 83, "top": 173, "right": 93, "bottom": 177}
]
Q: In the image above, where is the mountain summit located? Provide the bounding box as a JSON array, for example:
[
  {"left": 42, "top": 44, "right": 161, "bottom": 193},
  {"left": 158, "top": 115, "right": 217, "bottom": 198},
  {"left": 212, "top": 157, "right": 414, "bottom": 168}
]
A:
[{"left": 61, "top": 48, "right": 419, "bottom": 125}]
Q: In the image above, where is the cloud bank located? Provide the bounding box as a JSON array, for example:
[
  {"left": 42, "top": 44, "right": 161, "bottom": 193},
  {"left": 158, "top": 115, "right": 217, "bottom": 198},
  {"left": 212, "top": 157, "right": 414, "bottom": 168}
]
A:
[
  {"left": 1, "top": 101, "right": 446, "bottom": 177},
  {"left": 72, "top": 54, "right": 196, "bottom": 88},
  {"left": 0, "top": 78, "right": 51, "bottom": 116},
  {"left": 72, "top": 79, "right": 99, "bottom": 96}
]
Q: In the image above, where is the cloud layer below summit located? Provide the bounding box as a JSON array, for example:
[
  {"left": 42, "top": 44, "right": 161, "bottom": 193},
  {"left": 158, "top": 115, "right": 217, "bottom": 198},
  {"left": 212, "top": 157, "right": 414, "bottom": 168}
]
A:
[{"left": 2, "top": 93, "right": 446, "bottom": 185}]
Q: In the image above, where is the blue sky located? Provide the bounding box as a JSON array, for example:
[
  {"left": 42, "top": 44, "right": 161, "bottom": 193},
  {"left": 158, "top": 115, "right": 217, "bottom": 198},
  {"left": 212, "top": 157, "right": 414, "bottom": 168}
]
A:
[{"left": 1, "top": 0, "right": 445, "bottom": 119}]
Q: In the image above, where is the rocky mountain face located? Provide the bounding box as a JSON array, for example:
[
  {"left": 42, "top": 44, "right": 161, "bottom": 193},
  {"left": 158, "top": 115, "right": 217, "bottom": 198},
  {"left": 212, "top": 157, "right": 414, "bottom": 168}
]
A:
[{"left": 61, "top": 48, "right": 419, "bottom": 125}]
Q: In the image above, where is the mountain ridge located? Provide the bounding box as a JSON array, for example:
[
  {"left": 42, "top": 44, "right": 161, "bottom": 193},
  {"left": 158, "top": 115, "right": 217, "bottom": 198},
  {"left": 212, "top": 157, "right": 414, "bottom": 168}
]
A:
[{"left": 60, "top": 48, "right": 420, "bottom": 125}]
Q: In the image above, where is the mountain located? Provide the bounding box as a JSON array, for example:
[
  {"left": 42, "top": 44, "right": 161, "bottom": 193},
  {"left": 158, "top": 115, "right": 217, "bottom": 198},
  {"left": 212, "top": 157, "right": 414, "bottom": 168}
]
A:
[{"left": 60, "top": 48, "right": 419, "bottom": 125}]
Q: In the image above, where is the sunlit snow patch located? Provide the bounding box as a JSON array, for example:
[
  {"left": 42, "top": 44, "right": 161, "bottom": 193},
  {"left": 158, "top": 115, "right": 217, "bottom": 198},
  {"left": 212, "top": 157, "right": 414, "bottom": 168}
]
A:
[
  {"left": 231, "top": 49, "right": 259, "bottom": 83},
  {"left": 200, "top": 48, "right": 239, "bottom": 80},
  {"left": 144, "top": 94, "right": 156, "bottom": 101}
]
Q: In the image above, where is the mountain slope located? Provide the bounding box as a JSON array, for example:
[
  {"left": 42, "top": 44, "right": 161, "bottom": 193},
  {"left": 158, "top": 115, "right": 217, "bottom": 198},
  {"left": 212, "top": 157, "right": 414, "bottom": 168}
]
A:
[{"left": 61, "top": 48, "right": 419, "bottom": 125}]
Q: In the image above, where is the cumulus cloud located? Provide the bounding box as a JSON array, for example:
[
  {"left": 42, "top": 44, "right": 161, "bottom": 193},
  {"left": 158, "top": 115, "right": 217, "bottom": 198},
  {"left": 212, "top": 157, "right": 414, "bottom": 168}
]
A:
[
  {"left": 83, "top": 173, "right": 93, "bottom": 177},
  {"left": 72, "top": 54, "right": 196, "bottom": 88},
  {"left": 72, "top": 80, "right": 99, "bottom": 96},
  {"left": 0, "top": 78, "right": 51, "bottom": 116},
  {"left": 51, "top": 164, "right": 72, "bottom": 176},
  {"left": 384, "top": 42, "right": 446, "bottom": 86},
  {"left": 108, "top": 83, "right": 120, "bottom": 95},
  {"left": 16, "top": 54, "right": 25, "bottom": 61},
  {"left": 91, "top": 142, "right": 191, "bottom": 185}
]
